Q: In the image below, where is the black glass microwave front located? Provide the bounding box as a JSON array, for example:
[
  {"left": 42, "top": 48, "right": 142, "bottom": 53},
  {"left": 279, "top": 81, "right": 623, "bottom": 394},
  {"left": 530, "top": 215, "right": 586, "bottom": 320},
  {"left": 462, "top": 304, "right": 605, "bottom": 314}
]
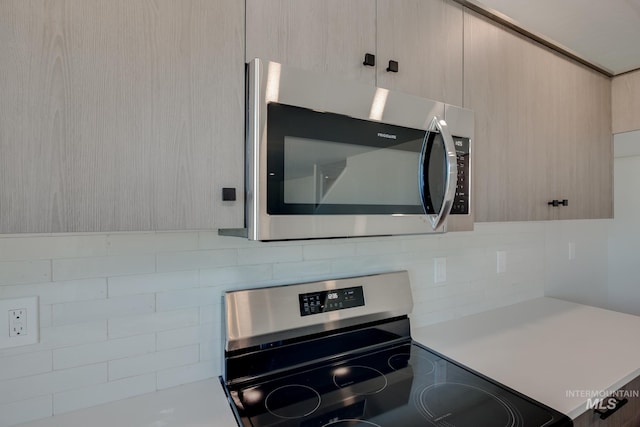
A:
[{"left": 265, "top": 103, "right": 468, "bottom": 217}]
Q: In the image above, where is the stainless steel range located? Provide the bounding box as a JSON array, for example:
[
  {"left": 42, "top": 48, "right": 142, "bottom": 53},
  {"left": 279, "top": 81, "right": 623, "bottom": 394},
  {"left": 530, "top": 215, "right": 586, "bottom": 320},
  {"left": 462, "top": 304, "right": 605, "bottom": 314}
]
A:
[{"left": 219, "top": 271, "right": 572, "bottom": 426}]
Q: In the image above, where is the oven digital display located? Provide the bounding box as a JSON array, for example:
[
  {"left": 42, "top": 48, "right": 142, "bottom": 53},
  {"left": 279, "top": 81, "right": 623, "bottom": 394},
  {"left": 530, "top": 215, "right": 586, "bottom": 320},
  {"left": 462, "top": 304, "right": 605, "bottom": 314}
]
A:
[{"left": 299, "top": 286, "right": 365, "bottom": 316}]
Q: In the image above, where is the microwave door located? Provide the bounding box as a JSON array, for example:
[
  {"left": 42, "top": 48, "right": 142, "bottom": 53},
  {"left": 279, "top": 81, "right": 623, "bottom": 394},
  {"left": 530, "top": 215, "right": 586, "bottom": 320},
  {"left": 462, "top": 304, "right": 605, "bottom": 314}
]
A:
[{"left": 419, "top": 117, "right": 458, "bottom": 230}]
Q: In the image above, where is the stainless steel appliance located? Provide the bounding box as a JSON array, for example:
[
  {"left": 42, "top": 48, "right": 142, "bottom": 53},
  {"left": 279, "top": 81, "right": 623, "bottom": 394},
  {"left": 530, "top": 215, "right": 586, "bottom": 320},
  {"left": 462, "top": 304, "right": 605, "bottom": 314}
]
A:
[
  {"left": 221, "top": 59, "right": 473, "bottom": 241},
  {"left": 219, "top": 271, "right": 573, "bottom": 427}
]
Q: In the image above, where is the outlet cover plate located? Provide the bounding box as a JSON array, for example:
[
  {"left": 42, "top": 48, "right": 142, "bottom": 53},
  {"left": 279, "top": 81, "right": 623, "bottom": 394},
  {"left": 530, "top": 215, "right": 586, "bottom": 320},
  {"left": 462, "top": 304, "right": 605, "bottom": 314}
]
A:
[
  {"left": 0, "top": 296, "right": 38, "bottom": 349},
  {"left": 434, "top": 257, "right": 447, "bottom": 284}
]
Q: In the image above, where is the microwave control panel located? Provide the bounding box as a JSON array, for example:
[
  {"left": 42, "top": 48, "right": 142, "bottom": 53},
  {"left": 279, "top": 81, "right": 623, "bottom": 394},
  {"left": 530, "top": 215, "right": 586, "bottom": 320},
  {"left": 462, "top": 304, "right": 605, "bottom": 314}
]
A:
[
  {"left": 450, "top": 136, "right": 470, "bottom": 215},
  {"left": 299, "top": 286, "right": 365, "bottom": 317}
]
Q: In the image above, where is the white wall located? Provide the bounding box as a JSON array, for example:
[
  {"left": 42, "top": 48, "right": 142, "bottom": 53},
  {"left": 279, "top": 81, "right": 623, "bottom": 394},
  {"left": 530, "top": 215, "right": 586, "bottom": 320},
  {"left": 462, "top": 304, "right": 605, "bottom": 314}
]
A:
[
  {"left": 0, "top": 221, "right": 608, "bottom": 426},
  {"left": 608, "top": 130, "right": 640, "bottom": 316},
  {"left": 544, "top": 220, "right": 610, "bottom": 308}
]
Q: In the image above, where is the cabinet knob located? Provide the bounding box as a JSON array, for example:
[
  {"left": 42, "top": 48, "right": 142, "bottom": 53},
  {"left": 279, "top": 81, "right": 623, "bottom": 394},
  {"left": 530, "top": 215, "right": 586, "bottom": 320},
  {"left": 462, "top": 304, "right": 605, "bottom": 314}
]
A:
[
  {"left": 363, "top": 53, "right": 376, "bottom": 67},
  {"left": 548, "top": 199, "right": 569, "bottom": 207},
  {"left": 222, "top": 187, "right": 236, "bottom": 201},
  {"left": 386, "top": 60, "right": 399, "bottom": 73}
]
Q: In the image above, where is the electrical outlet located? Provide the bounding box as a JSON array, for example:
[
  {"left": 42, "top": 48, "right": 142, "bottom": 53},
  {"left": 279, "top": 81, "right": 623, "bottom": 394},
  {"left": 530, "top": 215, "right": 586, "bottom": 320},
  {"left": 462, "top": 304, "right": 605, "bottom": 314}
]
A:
[
  {"left": 9, "top": 308, "right": 27, "bottom": 337},
  {"left": 0, "top": 297, "right": 38, "bottom": 349},
  {"left": 568, "top": 242, "right": 576, "bottom": 260}
]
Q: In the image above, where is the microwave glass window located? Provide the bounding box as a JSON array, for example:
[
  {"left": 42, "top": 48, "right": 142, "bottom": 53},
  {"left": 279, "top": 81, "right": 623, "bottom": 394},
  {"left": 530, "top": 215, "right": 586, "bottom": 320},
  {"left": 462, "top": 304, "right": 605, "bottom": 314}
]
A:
[
  {"left": 266, "top": 103, "right": 448, "bottom": 216},
  {"left": 283, "top": 137, "right": 421, "bottom": 206}
]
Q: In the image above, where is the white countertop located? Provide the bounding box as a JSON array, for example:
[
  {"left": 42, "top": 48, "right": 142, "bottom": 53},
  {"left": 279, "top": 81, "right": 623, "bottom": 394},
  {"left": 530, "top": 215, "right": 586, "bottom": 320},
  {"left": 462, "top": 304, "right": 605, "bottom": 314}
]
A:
[
  {"left": 14, "top": 378, "right": 238, "bottom": 427},
  {"left": 15, "top": 297, "right": 640, "bottom": 426},
  {"left": 413, "top": 297, "right": 640, "bottom": 419}
]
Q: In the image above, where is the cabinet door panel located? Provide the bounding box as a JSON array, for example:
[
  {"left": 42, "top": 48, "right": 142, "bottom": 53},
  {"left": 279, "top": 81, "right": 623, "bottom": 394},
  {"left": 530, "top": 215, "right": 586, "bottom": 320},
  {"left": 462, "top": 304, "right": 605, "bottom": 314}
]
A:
[
  {"left": 0, "top": 0, "right": 244, "bottom": 232},
  {"left": 464, "top": 10, "right": 612, "bottom": 222},
  {"left": 464, "top": 11, "right": 552, "bottom": 222},
  {"left": 568, "top": 68, "right": 612, "bottom": 219},
  {"left": 246, "top": 0, "right": 376, "bottom": 85},
  {"left": 377, "top": 0, "right": 463, "bottom": 105}
]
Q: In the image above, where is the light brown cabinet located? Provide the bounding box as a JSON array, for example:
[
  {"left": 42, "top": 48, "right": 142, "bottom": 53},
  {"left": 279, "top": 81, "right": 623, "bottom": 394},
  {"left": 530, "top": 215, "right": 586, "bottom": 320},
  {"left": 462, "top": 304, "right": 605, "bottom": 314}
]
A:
[
  {"left": 245, "top": 0, "right": 377, "bottom": 86},
  {"left": 246, "top": 0, "right": 464, "bottom": 105},
  {"left": 463, "top": 11, "right": 612, "bottom": 222},
  {"left": 0, "top": 0, "right": 244, "bottom": 232}
]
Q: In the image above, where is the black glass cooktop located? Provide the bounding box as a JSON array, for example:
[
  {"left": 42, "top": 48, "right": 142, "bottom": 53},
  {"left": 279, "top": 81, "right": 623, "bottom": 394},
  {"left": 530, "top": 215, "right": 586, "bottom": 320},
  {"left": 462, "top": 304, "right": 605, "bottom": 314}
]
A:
[{"left": 226, "top": 341, "right": 571, "bottom": 427}]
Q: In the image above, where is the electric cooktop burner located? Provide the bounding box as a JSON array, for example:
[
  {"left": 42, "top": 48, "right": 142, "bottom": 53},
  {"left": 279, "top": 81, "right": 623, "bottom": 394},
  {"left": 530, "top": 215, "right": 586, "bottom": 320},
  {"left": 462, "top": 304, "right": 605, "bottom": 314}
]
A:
[{"left": 220, "top": 271, "right": 572, "bottom": 427}]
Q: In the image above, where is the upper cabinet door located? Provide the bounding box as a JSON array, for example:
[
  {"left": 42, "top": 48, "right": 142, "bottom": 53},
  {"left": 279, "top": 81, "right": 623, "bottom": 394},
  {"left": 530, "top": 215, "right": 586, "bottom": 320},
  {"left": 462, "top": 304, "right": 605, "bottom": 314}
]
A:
[
  {"left": 376, "top": 0, "right": 463, "bottom": 106},
  {"left": 552, "top": 60, "right": 612, "bottom": 220},
  {"left": 464, "top": 11, "right": 554, "bottom": 222},
  {"left": 0, "top": 0, "right": 244, "bottom": 232},
  {"left": 246, "top": 0, "right": 376, "bottom": 86},
  {"left": 464, "top": 10, "right": 612, "bottom": 223}
]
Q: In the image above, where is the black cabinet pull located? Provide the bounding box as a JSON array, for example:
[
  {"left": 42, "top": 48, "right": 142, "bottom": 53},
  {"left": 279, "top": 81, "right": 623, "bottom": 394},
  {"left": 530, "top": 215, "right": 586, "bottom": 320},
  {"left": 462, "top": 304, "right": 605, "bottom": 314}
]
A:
[
  {"left": 548, "top": 199, "right": 569, "bottom": 207},
  {"left": 363, "top": 53, "right": 375, "bottom": 67},
  {"left": 594, "top": 397, "right": 628, "bottom": 420},
  {"left": 386, "top": 60, "right": 399, "bottom": 73}
]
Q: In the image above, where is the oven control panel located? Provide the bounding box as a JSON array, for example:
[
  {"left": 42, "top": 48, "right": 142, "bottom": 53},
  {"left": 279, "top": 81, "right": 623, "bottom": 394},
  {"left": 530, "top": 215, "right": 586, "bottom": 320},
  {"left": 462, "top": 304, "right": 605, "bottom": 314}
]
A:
[{"left": 299, "top": 286, "right": 365, "bottom": 316}]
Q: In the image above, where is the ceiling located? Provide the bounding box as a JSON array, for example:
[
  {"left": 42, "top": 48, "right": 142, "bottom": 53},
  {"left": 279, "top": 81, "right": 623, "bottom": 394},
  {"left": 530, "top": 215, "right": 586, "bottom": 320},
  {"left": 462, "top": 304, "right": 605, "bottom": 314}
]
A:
[{"left": 466, "top": 0, "right": 640, "bottom": 76}]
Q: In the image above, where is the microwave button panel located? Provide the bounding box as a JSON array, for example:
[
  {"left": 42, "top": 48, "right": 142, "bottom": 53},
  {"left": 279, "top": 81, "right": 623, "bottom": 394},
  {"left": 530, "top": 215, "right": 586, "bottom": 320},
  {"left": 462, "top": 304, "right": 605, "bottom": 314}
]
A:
[{"left": 450, "top": 137, "right": 470, "bottom": 215}]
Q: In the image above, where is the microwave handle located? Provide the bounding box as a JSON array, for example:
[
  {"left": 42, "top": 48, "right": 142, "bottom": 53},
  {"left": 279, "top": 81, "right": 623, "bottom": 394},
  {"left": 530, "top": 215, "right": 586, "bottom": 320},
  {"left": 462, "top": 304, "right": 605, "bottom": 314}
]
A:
[{"left": 419, "top": 116, "right": 458, "bottom": 230}]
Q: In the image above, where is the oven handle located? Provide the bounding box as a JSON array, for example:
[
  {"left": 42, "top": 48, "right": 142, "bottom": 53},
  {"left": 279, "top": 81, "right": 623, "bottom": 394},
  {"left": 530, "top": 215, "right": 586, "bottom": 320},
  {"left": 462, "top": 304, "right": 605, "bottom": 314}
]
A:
[{"left": 419, "top": 116, "right": 458, "bottom": 231}]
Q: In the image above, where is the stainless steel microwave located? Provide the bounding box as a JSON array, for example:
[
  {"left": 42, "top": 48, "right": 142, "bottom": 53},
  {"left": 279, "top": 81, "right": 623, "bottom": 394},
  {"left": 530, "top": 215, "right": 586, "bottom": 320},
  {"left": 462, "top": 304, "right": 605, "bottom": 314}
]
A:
[{"left": 222, "top": 59, "right": 474, "bottom": 241}]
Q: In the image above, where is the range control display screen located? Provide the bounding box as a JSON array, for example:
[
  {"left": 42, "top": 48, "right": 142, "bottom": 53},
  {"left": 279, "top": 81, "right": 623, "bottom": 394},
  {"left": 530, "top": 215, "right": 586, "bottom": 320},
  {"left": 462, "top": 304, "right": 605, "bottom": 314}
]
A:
[{"left": 299, "top": 286, "right": 365, "bottom": 316}]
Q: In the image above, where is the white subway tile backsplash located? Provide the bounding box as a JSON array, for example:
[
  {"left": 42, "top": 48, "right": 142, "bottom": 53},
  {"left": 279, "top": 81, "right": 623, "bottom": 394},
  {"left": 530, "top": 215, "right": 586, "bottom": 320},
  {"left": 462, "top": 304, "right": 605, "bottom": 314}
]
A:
[
  {"left": 0, "top": 364, "right": 106, "bottom": 405},
  {"left": 107, "top": 232, "right": 198, "bottom": 255},
  {"left": 0, "top": 260, "right": 51, "bottom": 286},
  {"left": 238, "top": 245, "right": 302, "bottom": 265},
  {"left": 198, "top": 264, "right": 272, "bottom": 287},
  {"left": 0, "top": 351, "right": 51, "bottom": 381},
  {"left": 198, "top": 322, "right": 219, "bottom": 362},
  {"left": 355, "top": 238, "right": 404, "bottom": 256},
  {"left": 272, "top": 260, "right": 332, "bottom": 281},
  {"left": 0, "top": 322, "right": 107, "bottom": 359},
  {"left": 156, "top": 326, "right": 200, "bottom": 351},
  {"left": 0, "top": 395, "right": 52, "bottom": 427},
  {"left": 39, "top": 321, "right": 108, "bottom": 351},
  {"left": 0, "top": 222, "right": 610, "bottom": 426},
  {"left": 156, "top": 249, "right": 236, "bottom": 272},
  {"left": 198, "top": 304, "right": 220, "bottom": 325},
  {"left": 52, "top": 255, "right": 155, "bottom": 281},
  {"left": 0, "top": 235, "right": 107, "bottom": 261},
  {"left": 52, "top": 294, "right": 155, "bottom": 326},
  {"left": 156, "top": 361, "right": 218, "bottom": 391},
  {"left": 302, "top": 242, "right": 357, "bottom": 260},
  {"left": 107, "top": 309, "right": 199, "bottom": 339},
  {"left": 155, "top": 288, "right": 219, "bottom": 312},
  {"left": 53, "top": 334, "right": 155, "bottom": 370},
  {"left": 108, "top": 271, "right": 198, "bottom": 297},
  {"left": 53, "top": 373, "right": 156, "bottom": 415},
  {"left": 108, "top": 345, "right": 199, "bottom": 381},
  {"left": 0, "top": 279, "right": 106, "bottom": 304}
]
